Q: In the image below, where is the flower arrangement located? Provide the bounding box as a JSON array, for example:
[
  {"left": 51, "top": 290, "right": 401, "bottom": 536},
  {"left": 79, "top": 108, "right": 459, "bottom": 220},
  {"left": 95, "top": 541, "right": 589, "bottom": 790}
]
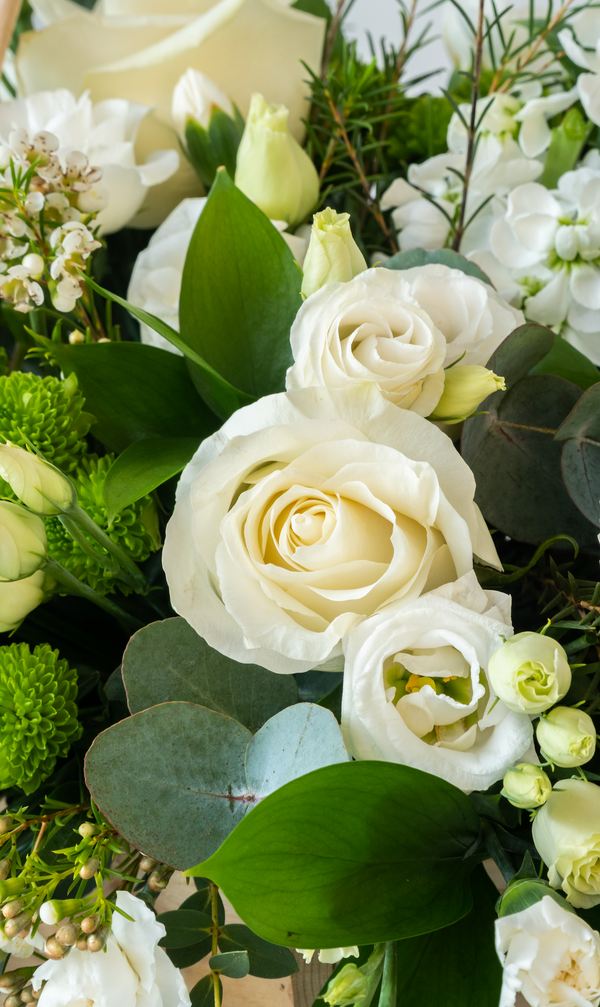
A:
[{"left": 0, "top": 1, "right": 599, "bottom": 1006}]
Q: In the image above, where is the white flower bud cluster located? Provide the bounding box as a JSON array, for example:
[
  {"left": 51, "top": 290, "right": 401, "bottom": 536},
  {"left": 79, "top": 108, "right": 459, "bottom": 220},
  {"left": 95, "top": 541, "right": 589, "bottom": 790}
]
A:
[
  {"left": 49, "top": 221, "right": 102, "bottom": 313},
  {"left": 0, "top": 264, "right": 44, "bottom": 313}
]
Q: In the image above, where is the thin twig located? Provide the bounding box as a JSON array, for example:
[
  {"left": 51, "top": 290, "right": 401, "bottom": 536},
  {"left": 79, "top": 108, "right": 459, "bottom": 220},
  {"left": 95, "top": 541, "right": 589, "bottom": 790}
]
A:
[
  {"left": 378, "top": 0, "right": 418, "bottom": 151},
  {"left": 321, "top": 0, "right": 345, "bottom": 80},
  {"left": 452, "top": 0, "right": 485, "bottom": 252},
  {"left": 489, "top": 0, "right": 577, "bottom": 93},
  {"left": 32, "top": 822, "right": 48, "bottom": 855}
]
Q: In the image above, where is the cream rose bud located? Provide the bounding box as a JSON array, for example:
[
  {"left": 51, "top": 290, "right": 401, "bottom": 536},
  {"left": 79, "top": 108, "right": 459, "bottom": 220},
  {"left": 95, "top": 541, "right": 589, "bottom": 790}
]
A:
[
  {"left": 487, "top": 632, "right": 571, "bottom": 714},
  {"left": 0, "top": 571, "right": 46, "bottom": 633},
  {"left": 286, "top": 268, "right": 446, "bottom": 414},
  {"left": 495, "top": 894, "right": 600, "bottom": 1007},
  {"left": 533, "top": 779, "right": 600, "bottom": 908},
  {"left": 429, "top": 365, "right": 505, "bottom": 423},
  {"left": 171, "top": 68, "right": 233, "bottom": 134},
  {"left": 502, "top": 763, "right": 551, "bottom": 810},
  {"left": 0, "top": 444, "right": 74, "bottom": 515},
  {"left": 0, "top": 501, "right": 47, "bottom": 581},
  {"left": 340, "top": 570, "right": 533, "bottom": 793},
  {"left": 235, "top": 94, "right": 319, "bottom": 229},
  {"left": 163, "top": 384, "right": 500, "bottom": 675},
  {"left": 536, "top": 706, "right": 596, "bottom": 768},
  {"left": 300, "top": 208, "right": 367, "bottom": 298}
]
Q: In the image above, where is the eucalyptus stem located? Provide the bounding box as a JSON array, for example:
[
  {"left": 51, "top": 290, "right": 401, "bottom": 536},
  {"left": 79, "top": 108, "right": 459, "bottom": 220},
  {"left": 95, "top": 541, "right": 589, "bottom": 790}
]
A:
[
  {"left": 452, "top": 0, "right": 485, "bottom": 253},
  {"left": 65, "top": 502, "right": 150, "bottom": 595},
  {"left": 43, "top": 558, "right": 143, "bottom": 633},
  {"left": 378, "top": 941, "right": 397, "bottom": 1007}
]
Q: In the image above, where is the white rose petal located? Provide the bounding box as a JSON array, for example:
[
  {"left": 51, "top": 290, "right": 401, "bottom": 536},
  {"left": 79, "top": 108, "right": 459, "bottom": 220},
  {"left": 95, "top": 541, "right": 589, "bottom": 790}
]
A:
[{"left": 533, "top": 780, "right": 600, "bottom": 909}]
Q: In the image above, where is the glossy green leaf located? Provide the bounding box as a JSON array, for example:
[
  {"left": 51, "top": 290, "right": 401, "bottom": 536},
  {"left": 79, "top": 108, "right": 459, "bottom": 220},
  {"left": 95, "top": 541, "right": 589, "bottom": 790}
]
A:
[
  {"left": 103, "top": 437, "right": 200, "bottom": 522},
  {"left": 179, "top": 169, "right": 302, "bottom": 400},
  {"left": 191, "top": 761, "right": 481, "bottom": 947},
  {"left": 384, "top": 248, "right": 491, "bottom": 285},
  {"left": 530, "top": 335, "right": 599, "bottom": 391},
  {"left": 540, "top": 107, "right": 592, "bottom": 189},
  {"left": 122, "top": 617, "right": 298, "bottom": 733},
  {"left": 209, "top": 950, "right": 249, "bottom": 978},
  {"left": 185, "top": 108, "right": 244, "bottom": 188},
  {"left": 157, "top": 909, "right": 212, "bottom": 948},
  {"left": 182, "top": 880, "right": 226, "bottom": 926},
  {"left": 555, "top": 382, "right": 600, "bottom": 526},
  {"left": 217, "top": 924, "right": 298, "bottom": 979},
  {"left": 190, "top": 974, "right": 221, "bottom": 1007}
]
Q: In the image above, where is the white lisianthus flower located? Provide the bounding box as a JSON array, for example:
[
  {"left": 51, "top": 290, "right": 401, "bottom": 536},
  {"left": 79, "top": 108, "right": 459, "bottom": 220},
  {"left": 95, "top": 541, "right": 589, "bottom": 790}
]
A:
[
  {"left": 340, "top": 571, "right": 533, "bottom": 793},
  {"left": 533, "top": 780, "right": 600, "bottom": 909},
  {"left": 171, "top": 67, "right": 233, "bottom": 134},
  {"left": 0, "top": 571, "right": 46, "bottom": 632},
  {"left": 164, "top": 384, "right": 500, "bottom": 675},
  {"left": 495, "top": 894, "right": 600, "bottom": 1007},
  {"left": 0, "top": 90, "right": 179, "bottom": 235},
  {"left": 286, "top": 268, "right": 446, "bottom": 413},
  {"left": 127, "top": 197, "right": 308, "bottom": 354},
  {"left": 32, "top": 890, "right": 191, "bottom": 1006}
]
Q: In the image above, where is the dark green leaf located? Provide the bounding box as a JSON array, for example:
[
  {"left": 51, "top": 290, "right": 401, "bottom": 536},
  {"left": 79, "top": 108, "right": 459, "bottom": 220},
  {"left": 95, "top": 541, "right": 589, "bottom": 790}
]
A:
[
  {"left": 122, "top": 617, "right": 298, "bottom": 733},
  {"left": 179, "top": 169, "right": 302, "bottom": 399},
  {"left": 318, "top": 681, "right": 343, "bottom": 721},
  {"left": 218, "top": 924, "right": 298, "bottom": 978},
  {"left": 165, "top": 936, "right": 212, "bottom": 969},
  {"left": 190, "top": 974, "right": 221, "bottom": 1007},
  {"left": 209, "top": 950, "right": 249, "bottom": 978},
  {"left": 489, "top": 323, "right": 555, "bottom": 389},
  {"left": 190, "top": 761, "right": 481, "bottom": 947},
  {"left": 384, "top": 248, "right": 491, "bottom": 285},
  {"left": 181, "top": 881, "right": 225, "bottom": 926},
  {"left": 157, "top": 909, "right": 212, "bottom": 948},
  {"left": 555, "top": 383, "right": 600, "bottom": 526},
  {"left": 530, "top": 335, "right": 599, "bottom": 391},
  {"left": 104, "top": 437, "right": 200, "bottom": 522},
  {"left": 292, "top": 0, "right": 332, "bottom": 21}
]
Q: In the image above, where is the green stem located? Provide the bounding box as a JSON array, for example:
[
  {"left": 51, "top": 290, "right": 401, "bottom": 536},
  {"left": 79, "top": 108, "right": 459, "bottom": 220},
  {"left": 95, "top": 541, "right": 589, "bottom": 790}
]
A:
[
  {"left": 67, "top": 503, "right": 150, "bottom": 595},
  {"left": 210, "top": 884, "right": 221, "bottom": 1007},
  {"left": 378, "top": 942, "right": 397, "bottom": 1007},
  {"left": 43, "top": 558, "right": 143, "bottom": 633},
  {"left": 59, "top": 515, "right": 120, "bottom": 577}
]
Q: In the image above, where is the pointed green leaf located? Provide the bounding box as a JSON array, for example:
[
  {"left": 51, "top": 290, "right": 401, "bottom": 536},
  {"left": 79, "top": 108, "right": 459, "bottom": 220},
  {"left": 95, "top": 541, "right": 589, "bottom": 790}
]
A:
[
  {"left": 104, "top": 437, "right": 200, "bottom": 522},
  {"left": 190, "top": 974, "right": 222, "bottom": 1006},
  {"left": 157, "top": 909, "right": 212, "bottom": 948}
]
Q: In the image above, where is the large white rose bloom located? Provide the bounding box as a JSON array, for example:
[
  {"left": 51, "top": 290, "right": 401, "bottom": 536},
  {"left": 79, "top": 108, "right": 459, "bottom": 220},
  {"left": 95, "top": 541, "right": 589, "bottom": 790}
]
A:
[
  {"left": 533, "top": 780, "right": 600, "bottom": 909},
  {"left": 32, "top": 890, "right": 191, "bottom": 1007},
  {"left": 495, "top": 895, "right": 600, "bottom": 1007},
  {"left": 0, "top": 90, "right": 178, "bottom": 235},
  {"left": 341, "top": 571, "right": 533, "bottom": 792},
  {"left": 163, "top": 384, "right": 500, "bottom": 674}
]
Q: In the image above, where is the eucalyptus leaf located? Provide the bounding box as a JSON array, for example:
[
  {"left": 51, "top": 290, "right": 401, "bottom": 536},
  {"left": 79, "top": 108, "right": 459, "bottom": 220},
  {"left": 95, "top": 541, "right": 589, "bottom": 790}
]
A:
[
  {"left": 555, "top": 383, "right": 600, "bottom": 526},
  {"left": 122, "top": 617, "right": 298, "bottom": 733},
  {"left": 384, "top": 247, "right": 492, "bottom": 285},
  {"left": 188, "top": 761, "right": 481, "bottom": 947},
  {"left": 217, "top": 924, "right": 298, "bottom": 978},
  {"left": 208, "top": 950, "right": 250, "bottom": 978},
  {"left": 157, "top": 909, "right": 212, "bottom": 948},
  {"left": 530, "top": 335, "right": 599, "bottom": 391},
  {"left": 104, "top": 437, "right": 200, "bottom": 522},
  {"left": 190, "top": 974, "right": 221, "bottom": 1007}
]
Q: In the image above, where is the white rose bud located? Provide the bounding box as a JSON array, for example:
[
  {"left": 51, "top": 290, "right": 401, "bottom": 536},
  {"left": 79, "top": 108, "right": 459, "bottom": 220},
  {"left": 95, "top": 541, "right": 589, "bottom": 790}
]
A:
[
  {"left": 429, "top": 365, "right": 505, "bottom": 423},
  {"left": 533, "top": 779, "right": 600, "bottom": 908},
  {"left": 171, "top": 68, "right": 233, "bottom": 134},
  {"left": 0, "top": 501, "right": 47, "bottom": 581},
  {"left": 0, "top": 572, "right": 46, "bottom": 632},
  {"left": 235, "top": 93, "right": 319, "bottom": 229},
  {"left": 502, "top": 762, "right": 552, "bottom": 809},
  {"left": 487, "top": 631, "right": 571, "bottom": 714},
  {"left": 301, "top": 208, "right": 367, "bottom": 298},
  {"left": 0, "top": 443, "right": 74, "bottom": 515},
  {"left": 536, "top": 706, "right": 596, "bottom": 768}
]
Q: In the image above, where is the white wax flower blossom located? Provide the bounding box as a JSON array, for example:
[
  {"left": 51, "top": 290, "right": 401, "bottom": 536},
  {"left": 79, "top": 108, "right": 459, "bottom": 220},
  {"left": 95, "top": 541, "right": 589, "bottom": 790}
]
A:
[
  {"left": 495, "top": 894, "right": 600, "bottom": 1007},
  {"left": 0, "top": 571, "right": 46, "bottom": 633},
  {"left": 341, "top": 571, "right": 533, "bottom": 793},
  {"left": 0, "top": 925, "right": 44, "bottom": 959},
  {"left": 487, "top": 632, "right": 571, "bottom": 715},
  {"left": 172, "top": 68, "right": 233, "bottom": 134},
  {"left": 235, "top": 93, "right": 319, "bottom": 229},
  {"left": 536, "top": 706, "right": 597, "bottom": 769},
  {"left": 286, "top": 268, "right": 446, "bottom": 414},
  {"left": 0, "top": 443, "right": 74, "bottom": 515},
  {"left": 128, "top": 198, "right": 308, "bottom": 355},
  {"left": 163, "top": 384, "right": 500, "bottom": 675},
  {"left": 502, "top": 763, "right": 552, "bottom": 810},
  {"left": 0, "top": 90, "right": 179, "bottom": 235},
  {"left": 533, "top": 780, "right": 600, "bottom": 909},
  {"left": 32, "top": 890, "right": 191, "bottom": 1007},
  {"left": 0, "top": 265, "right": 44, "bottom": 313},
  {"left": 0, "top": 500, "right": 47, "bottom": 581},
  {"left": 297, "top": 947, "right": 360, "bottom": 965},
  {"left": 300, "top": 208, "right": 367, "bottom": 298}
]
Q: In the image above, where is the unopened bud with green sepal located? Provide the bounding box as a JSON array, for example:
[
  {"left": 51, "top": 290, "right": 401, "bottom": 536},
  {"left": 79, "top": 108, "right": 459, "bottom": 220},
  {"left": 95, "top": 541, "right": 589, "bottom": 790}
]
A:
[
  {"left": 0, "top": 501, "right": 47, "bottom": 581},
  {"left": 0, "top": 443, "right": 74, "bottom": 515},
  {"left": 536, "top": 706, "right": 596, "bottom": 768},
  {"left": 429, "top": 365, "right": 505, "bottom": 423},
  {"left": 301, "top": 208, "right": 367, "bottom": 298},
  {"left": 497, "top": 877, "right": 577, "bottom": 919},
  {"left": 502, "top": 763, "right": 552, "bottom": 809}
]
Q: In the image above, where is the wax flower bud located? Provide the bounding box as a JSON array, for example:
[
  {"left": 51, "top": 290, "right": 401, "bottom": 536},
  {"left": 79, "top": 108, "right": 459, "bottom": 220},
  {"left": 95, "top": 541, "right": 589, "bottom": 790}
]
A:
[
  {"left": 40, "top": 899, "right": 85, "bottom": 926},
  {"left": 536, "top": 706, "right": 596, "bottom": 768},
  {"left": 78, "top": 822, "right": 97, "bottom": 839},
  {"left": 21, "top": 254, "right": 44, "bottom": 279},
  {"left": 79, "top": 857, "right": 100, "bottom": 880},
  {"left": 0, "top": 443, "right": 74, "bottom": 515},
  {"left": 0, "top": 501, "right": 47, "bottom": 582},
  {"left": 171, "top": 68, "right": 233, "bottom": 133},
  {"left": 502, "top": 763, "right": 552, "bottom": 809},
  {"left": 235, "top": 93, "right": 319, "bottom": 228},
  {"left": 487, "top": 632, "right": 571, "bottom": 714},
  {"left": 301, "top": 208, "right": 367, "bottom": 298},
  {"left": 429, "top": 365, "right": 505, "bottom": 423}
]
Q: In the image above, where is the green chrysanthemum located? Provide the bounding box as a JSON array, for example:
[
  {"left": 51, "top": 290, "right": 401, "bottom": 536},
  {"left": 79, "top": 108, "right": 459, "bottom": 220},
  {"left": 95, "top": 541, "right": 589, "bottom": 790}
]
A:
[
  {"left": 0, "top": 371, "right": 92, "bottom": 499},
  {"left": 46, "top": 454, "right": 160, "bottom": 595},
  {"left": 0, "top": 642, "right": 81, "bottom": 794}
]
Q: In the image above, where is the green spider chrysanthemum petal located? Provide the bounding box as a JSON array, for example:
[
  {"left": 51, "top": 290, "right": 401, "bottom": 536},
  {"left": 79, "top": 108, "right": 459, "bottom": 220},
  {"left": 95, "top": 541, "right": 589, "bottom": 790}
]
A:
[{"left": 0, "top": 642, "right": 81, "bottom": 794}]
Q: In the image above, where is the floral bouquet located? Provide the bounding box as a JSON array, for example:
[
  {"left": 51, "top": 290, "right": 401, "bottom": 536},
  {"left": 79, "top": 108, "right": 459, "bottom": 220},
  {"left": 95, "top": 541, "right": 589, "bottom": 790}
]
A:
[{"left": 0, "top": 0, "right": 599, "bottom": 1005}]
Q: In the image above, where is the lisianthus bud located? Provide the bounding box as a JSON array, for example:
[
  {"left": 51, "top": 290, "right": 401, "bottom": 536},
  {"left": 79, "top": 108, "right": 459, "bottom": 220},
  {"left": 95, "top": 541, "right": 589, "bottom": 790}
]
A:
[
  {"left": 533, "top": 780, "right": 600, "bottom": 907},
  {"left": 40, "top": 899, "right": 85, "bottom": 926},
  {"left": 0, "top": 443, "right": 74, "bottom": 515},
  {"left": 323, "top": 964, "right": 368, "bottom": 1005},
  {"left": 497, "top": 877, "right": 575, "bottom": 918},
  {"left": 536, "top": 706, "right": 596, "bottom": 768},
  {"left": 235, "top": 93, "right": 319, "bottom": 228},
  {"left": 502, "top": 763, "right": 552, "bottom": 809},
  {"left": 0, "top": 572, "right": 46, "bottom": 633},
  {"left": 0, "top": 501, "right": 47, "bottom": 581},
  {"left": 300, "top": 208, "right": 367, "bottom": 298},
  {"left": 429, "top": 365, "right": 505, "bottom": 423},
  {"left": 487, "top": 632, "right": 571, "bottom": 714},
  {"left": 171, "top": 68, "right": 233, "bottom": 133}
]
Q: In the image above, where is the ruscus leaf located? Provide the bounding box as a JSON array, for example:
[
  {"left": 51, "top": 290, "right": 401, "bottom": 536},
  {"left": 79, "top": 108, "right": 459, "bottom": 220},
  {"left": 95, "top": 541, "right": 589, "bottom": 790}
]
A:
[{"left": 104, "top": 437, "right": 201, "bottom": 522}]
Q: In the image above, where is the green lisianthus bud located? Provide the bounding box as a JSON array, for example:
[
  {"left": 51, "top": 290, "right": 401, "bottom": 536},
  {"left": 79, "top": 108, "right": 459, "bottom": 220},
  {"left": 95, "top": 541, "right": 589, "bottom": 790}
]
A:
[
  {"left": 0, "top": 501, "right": 47, "bottom": 581},
  {"left": 488, "top": 632, "right": 571, "bottom": 714},
  {"left": 301, "top": 208, "right": 367, "bottom": 298},
  {"left": 497, "top": 877, "right": 576, "bottom": 918},
  {"left": 502, "top": 763, "right": 552, "bottom": 809},
  {"left": 429, "top": 365, "right": 505, "bottom": 423},
  {"left": 323, "top": 964, "right": 368, "bottom": 1005},
  {"left": 0, "top": 443, "right": 74, "bottom": 515},
  {"left": 536, "top": 706, "right": 596, "bottom": 768},
  {"left": 0, "top": 572, "right": 46, "bottom": 633},
  {"left": 235, "top": 93, "right": 319, "bottom": 228}
]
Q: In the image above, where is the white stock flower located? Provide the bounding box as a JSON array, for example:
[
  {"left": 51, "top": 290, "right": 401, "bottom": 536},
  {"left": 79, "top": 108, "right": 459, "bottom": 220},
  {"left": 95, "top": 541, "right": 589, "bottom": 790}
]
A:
[
  {"left": 557, "top": 8, "right": 600, "bottom": 129},
  {"left": 163, "top": 384, "right": 500, "bottom": 675},
  {"left": 514, "top": 85, "right": 580, "bottom": 158},
  {"left": 127, "top": 197, "right": 308, "bottom": 354},
  {"left": 172, "top": 67, "right": 233, "bottom": 133},
  {"left": 533, "top": 780, "right": 600, "bottom": 909},
  {"left": 32, "top": 890, "right": 191, "bottom": 1007},
  {"left": 341, "top": 571, "right": 533, "bottom": 793},
  {"left": 286, "top": 268, "right": 446, "bottom": 414},
  {"left": 495, "top": 895, "right": 600, "bottom": 1007},
  {"left": 0, "top": 571, "right": 46, "bottom": 632}
]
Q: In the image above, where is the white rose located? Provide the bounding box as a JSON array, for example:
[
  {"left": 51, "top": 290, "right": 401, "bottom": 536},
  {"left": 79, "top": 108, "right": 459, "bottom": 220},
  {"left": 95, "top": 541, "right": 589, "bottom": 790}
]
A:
[
  {"left": 0, "top": 90, "right": 178, "bottom": 235},
  {"left": 32, "top": 890, "right": 190, "bottom": 1007},
  {"left": 163, "top": 384, "right": 500, "bottom": 675},
  {"left": 127, "top": 197, "right": 308, "bottom": 355},
  {"left": 0, "top": 571, "right": 46, "bottom": 633},
  {"left": 495, "top": 894, "right": 600, "bottom": 1007},
  {"left": 340, "top": 571, "right": 533, "bottom": 793},
  {"left": 19, "top": 0, "right": 325, "bottom": 226},
  {"left": 533, "top": 780, "right": 600, "bottom": 909},
  {"left": 286, "top": 268, "right": 446, "bottom": 414}
]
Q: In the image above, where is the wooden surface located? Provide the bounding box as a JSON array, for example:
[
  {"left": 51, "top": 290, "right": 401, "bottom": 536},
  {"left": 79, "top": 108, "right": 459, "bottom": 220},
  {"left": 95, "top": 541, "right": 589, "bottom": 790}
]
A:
[{"left": 0, "top": 0, "right": 21, "bottom": 71}]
